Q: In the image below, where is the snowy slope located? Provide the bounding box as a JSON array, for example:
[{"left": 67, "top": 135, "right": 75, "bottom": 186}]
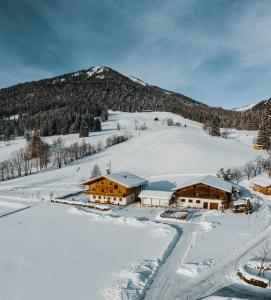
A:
[
  {"left": 0, "top": 110, "right": 268, "bottom": 300},
  {"left": 0, "top": 110, "right": 262, "bottom": 200},
  {"left": 233, "top": 103, "right": 256, "bottom": 111}
]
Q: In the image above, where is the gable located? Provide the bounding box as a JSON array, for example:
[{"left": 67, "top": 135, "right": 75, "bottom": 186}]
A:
[{"left": 85, "top": 176, "right": 127, "bottom": 189}]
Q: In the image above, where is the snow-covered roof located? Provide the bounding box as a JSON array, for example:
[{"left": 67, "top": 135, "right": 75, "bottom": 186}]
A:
[
  {"left": 251, "top": 176, "right": 271, "bottom": 188},
  {"left": 81, "top": 171, "right": 147, "bottom": 188},
  {"left": 139, "top": 190, "right": 173, "bottom": 200},
  {"left": 233, "top": 199, "right": 247, "bottom": 206},
  {"left": 173, "top": 175, "right": 233, "bottom": 193}
]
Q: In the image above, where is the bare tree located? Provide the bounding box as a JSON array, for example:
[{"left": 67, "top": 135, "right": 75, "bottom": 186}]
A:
[
  {"left": 255, "top": 156, "right": 265, "bottom": 176},
  {"left": 52, "top": 137, "right": 65, "bottom": 168},
  {"left": 263, "top": 157, "right": 271, "bottom": 178},
  {"left": 243, "top": 161, "right": 255, "bottom": 180},
  {"left": 231, "top": 167, "right": 243, "bottom": 184},
  {"left": 257, "top": 240, "right": 271, "bottom": 277},
  {"left": 10, "top": 149, "right": 23, "bottom": 177},
  {"left": 22, "top": 148, "right": 33, "bottom": 176}
]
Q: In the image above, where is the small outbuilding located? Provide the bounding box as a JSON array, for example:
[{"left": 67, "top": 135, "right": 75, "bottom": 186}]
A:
[
  {"left": 139, "top": 190, "right": 174, "bottom": 207},
  {"left": 251, "top": 176, "right": 271, "bottom": 195},
  {"left": 253, "top": 144, "right": 264, "bottom": 150}
]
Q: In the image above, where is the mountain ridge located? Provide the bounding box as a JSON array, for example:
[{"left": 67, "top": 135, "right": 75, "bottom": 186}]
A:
[{"left": 0, "top": 65, "right": 269, "bottom": 139}]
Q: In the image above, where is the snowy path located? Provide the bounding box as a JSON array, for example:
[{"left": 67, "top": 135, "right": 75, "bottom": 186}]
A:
[
  {"left": 144, "top": 229, "right": 194, "bottom": 300},
  {"left": 144, "top": 205, "right": 271, "bottom": 300}
]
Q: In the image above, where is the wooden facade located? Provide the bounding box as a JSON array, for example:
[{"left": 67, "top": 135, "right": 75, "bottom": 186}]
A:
[
  {"left": 253, "top": 184, "right": 271, "bottom": 195},
  {"left": 83, "top": 176, "right": 144, "bottom": 205},
  {"left": 175, "top": 183, "right": 231, "bottom": 209}
]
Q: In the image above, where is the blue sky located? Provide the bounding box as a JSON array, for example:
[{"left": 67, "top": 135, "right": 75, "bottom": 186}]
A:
[{"left": 1, "top": 0, "right": 271, "bottom": 108}]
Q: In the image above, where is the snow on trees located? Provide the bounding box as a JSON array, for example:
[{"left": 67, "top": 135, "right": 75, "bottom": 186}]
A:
[
  {"left": 93, "top": 117, "right": 102, "bottom": 132},
  {"left": 243, "top": 161, "right": 255, "bottom": 180},
  {"left": 52, "top": 138, "right": 65, "bottom": 169}
]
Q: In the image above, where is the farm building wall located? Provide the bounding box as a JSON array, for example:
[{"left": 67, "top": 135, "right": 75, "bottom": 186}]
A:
[
  {"left": 175, "top": 183, "right": 231, "bottom": 210},
  {"left": 84, "top": 176, "right": 142, "bottom": 205},
  {"left": 140, "top": 197, "right": 172, "bottom": 207},
  {"left": 253, "top": 184, "right": 271, "bottom": 195},
  {"left": 176, "top": 197, "right": 226, "bottom": 210},
  {"left": 175, "top": 183, "right": 231, "bottom": 201}
]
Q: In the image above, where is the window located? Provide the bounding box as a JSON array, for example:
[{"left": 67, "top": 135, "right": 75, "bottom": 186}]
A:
[
  {"left": 119, "top": 197, "right": 122, "bottom": 200},
  {"left": 110, "top": 189, "right": 113, "bottom": 193},
  {"left": 114, "top": 184, "right": 118, "bottom": 189},
  {"left": 92, "top": 188, "right": 95, "bottom": 191},
  {"left": 107, "top": 197, "right": 110, "bottom": 200},
  {"left": 196, "top": 200, "right": 201, "bottom": 204},
  {"left": 216, "top": 195, "right": 220, "bottom": 199},
  {"left": 98, "top": 196, "right": 101, "bottom": 199},
  {"left": 101, "top": 189, "right": 104, "bottom": 192},
  {"left": 93, "top": 196, "right": 96, "bottom": 199},
  {"left": 181, "top": 199, "right": 185, "bottom": 202},
  {"left": 113, "top": 197, "right": 116, "bottom": 200},
  {"left": 188, "top": 199, "right": 193, "bottom": 203}
]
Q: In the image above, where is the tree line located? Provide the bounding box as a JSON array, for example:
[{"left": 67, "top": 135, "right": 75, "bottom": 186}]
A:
[
  {"left": 0, "top": 133, "right": 130, "bottom": 182},
  {"left": 217, "top": 155, "right": 271, "bottom": 184}
]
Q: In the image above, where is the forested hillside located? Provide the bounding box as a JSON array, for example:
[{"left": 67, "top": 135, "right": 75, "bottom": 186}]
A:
[{"left": 0, "top": 66, "right": 269, "bottom": 139}]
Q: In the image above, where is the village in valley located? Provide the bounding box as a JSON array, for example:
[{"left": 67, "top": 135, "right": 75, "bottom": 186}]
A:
[{"left": 1, "top": 110, "right": 271, "bottom": 300}]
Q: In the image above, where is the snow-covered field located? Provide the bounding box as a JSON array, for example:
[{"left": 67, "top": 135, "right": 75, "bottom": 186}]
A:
[
  {"left": 0, "top": 110, "right": 270, "bottom": 300},
  {"left": 0, "top": 203, "right": 177, "bottom": 300}
]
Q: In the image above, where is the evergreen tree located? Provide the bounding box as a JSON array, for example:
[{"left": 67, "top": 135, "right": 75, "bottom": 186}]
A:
[
  {"left": 91, "top": 164, "right": 101, "bottom": 178},
  {"left": 210, "top": 115, "right": 221, "bottom": 136},
  {"left": 93, "top": 117, "right": 102, "bottom": 131},
  {"left": 79, "top": 119, "right": 89, "bottom": 138},
  {"left": 257, "top": 110, "right": 271, "bottom": 149}
]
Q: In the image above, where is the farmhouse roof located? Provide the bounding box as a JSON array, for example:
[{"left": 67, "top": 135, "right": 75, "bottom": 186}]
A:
[
  {"left": 81, "top": 171, "right": 148, "bottom": 188},
  {"left": 251, "top": 176, "right": 271, "bottom": 188},
  {"left": 173, "top": 175, "right": 233, "bottom": 193},
  {"left": 139, "top": 190, "right": 173, "bottom": 200}
]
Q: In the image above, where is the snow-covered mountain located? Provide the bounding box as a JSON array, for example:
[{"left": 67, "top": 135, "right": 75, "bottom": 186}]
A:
[
  {"left": 233, "top": 103, "right": 256, "bottom": 111},
  {"left": 0, "top": 65, "right": 246, "bottom": 140}
]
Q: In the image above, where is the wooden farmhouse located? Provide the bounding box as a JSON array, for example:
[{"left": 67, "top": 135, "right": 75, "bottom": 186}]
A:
[
  {"left": 139, "top": 190, "right": 174, "bottom": 207},
  {"left": 251, "top": 176, "right": 271, "bottom": 195},
  {"left": 81, "top": 171, "right": 148, "bottom": 205},
  {"left": 173, "top": 175, "right": 234, "bottom": 210}
]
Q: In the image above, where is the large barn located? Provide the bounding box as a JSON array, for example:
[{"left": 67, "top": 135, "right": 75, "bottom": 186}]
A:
[
  {"left": 81, "top": 171, "right": 148, "bottom": 205},
  {"left": 173, "top": 175, "right": 234, "bottom": 210}
]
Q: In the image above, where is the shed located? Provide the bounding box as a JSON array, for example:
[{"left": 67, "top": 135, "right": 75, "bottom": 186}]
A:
[
  {"left": 139, "top": 190, "right": 174, "bottom": 207},
  {"left": 251, "top": 176, "right": 271, "bottom": 195}
]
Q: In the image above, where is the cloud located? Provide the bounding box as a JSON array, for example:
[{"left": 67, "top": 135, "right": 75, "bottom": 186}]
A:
[{"left": 0, "top": 0, "right": 271, "bottom": 107}]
